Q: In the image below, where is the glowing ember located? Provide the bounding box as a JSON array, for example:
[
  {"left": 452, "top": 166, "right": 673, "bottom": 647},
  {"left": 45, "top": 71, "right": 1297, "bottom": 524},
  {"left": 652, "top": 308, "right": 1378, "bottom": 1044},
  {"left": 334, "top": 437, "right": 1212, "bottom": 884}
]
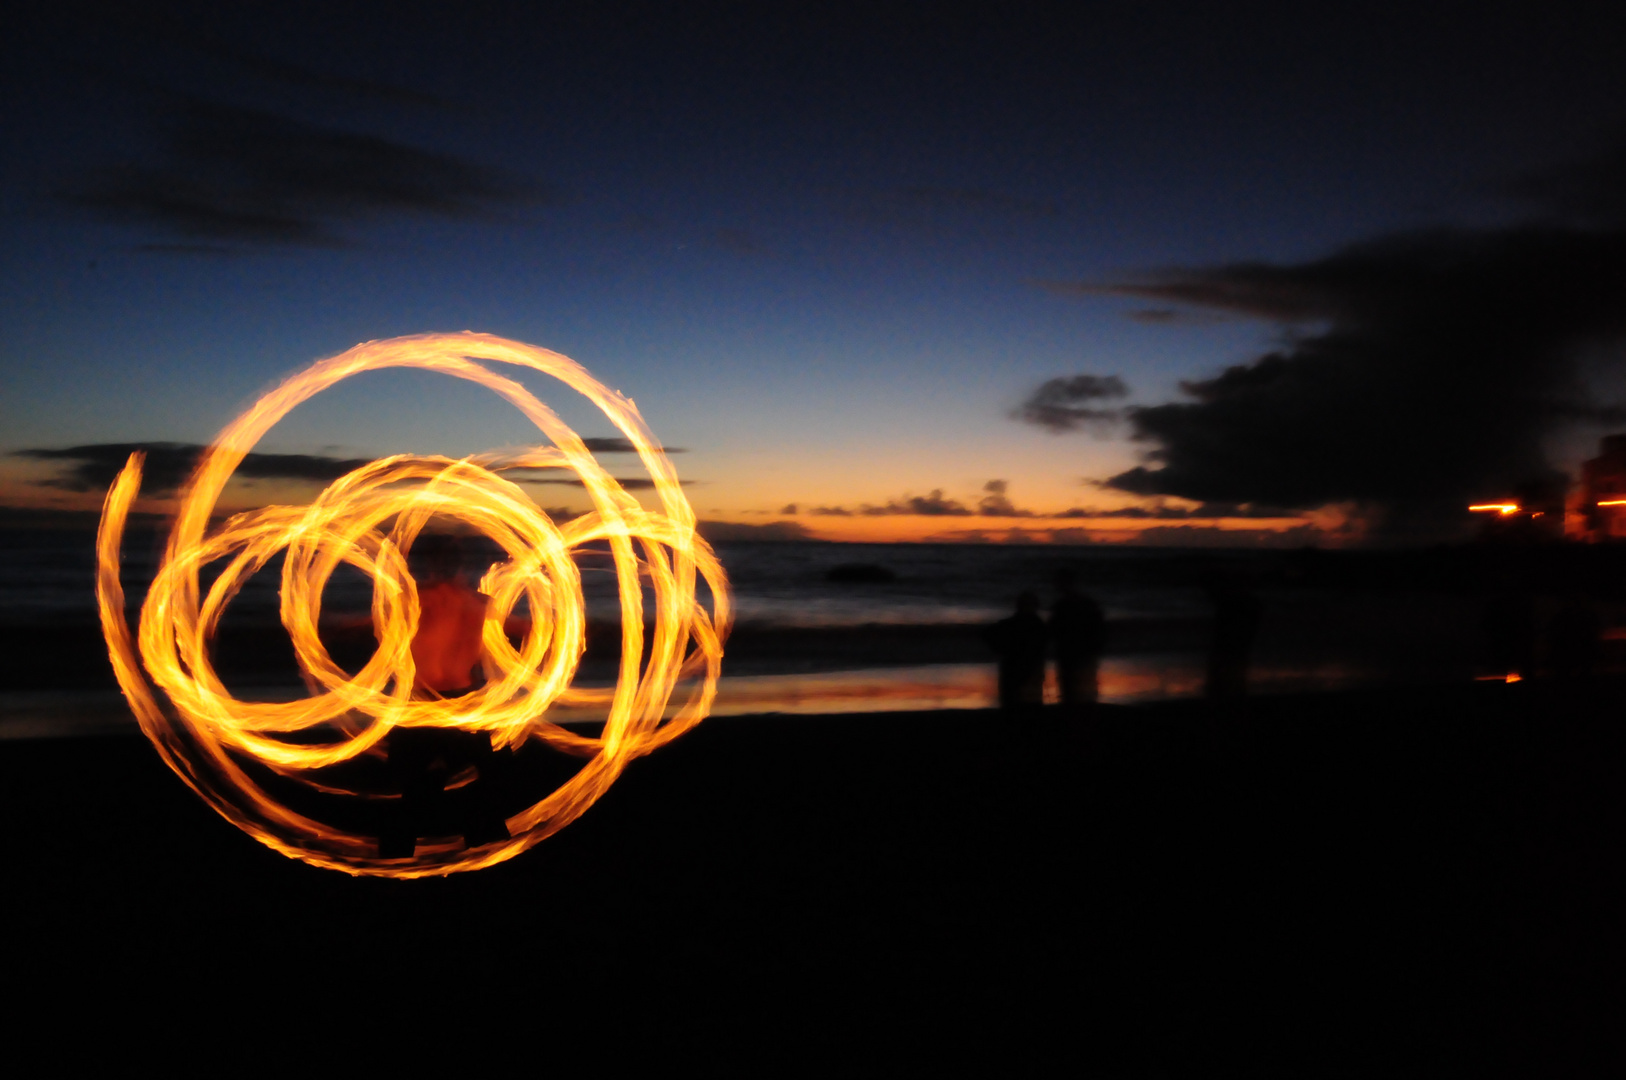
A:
[
  {"left": 1599, "top": 499, "right": 1626, "bottom": 507},
  {"left": 96, "top": 333, "right": 730, "bottom": 877},
  {"left": 1468, "top": 503, "right": 1520, "bottom": 515}
]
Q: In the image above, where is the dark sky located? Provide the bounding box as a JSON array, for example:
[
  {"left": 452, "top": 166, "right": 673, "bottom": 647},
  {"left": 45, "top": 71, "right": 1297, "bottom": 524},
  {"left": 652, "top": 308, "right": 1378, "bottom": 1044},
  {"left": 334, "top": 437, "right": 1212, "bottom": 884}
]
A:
[{"left": 6, "top": 2, "right": 1626, "bottom": 541}]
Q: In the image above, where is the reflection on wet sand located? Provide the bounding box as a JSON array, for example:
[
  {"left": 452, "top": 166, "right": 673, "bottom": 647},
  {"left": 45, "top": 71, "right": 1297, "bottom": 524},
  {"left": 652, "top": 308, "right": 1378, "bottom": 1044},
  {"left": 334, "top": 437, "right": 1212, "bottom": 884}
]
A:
[
  {"left": 0, "top": 655, "right": 1391, "bottom": 737},
  {"left": 544, "top": 654, "right": 1388, "bottom": 720}
]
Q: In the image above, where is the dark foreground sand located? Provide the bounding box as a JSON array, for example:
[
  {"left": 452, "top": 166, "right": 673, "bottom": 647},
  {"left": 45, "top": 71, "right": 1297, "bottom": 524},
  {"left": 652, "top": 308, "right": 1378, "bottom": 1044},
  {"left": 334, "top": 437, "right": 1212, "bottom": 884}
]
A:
[{"left": 6, "top": 681, "right": 1624, "bottom": 1070}]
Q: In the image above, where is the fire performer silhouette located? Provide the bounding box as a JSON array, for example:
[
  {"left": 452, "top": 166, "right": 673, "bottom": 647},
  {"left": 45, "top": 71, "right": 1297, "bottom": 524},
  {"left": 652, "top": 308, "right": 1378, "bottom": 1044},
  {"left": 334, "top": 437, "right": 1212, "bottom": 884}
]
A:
[
  {"left": 378, "top": 534, "right": 510, "bottom": 859},
  {"left": 97, "top": 333, "right": 731, "bottom": 876}
]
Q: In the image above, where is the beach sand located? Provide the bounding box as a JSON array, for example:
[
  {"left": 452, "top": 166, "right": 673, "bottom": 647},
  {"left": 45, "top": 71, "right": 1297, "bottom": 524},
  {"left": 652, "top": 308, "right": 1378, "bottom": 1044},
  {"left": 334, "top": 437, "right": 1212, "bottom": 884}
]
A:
[{"left": 5, "top": 681, "right": 1621, "bottom": 1068}]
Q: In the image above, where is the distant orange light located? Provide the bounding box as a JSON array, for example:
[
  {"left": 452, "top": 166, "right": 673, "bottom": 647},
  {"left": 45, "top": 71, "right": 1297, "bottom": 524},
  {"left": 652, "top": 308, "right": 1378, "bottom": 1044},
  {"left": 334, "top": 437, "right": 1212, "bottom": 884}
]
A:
[
  {"left": 1468, "top": 503, "right": 1519, "bottom": 515},
  {"left": 96, "top": 333, "right": 730, "bottom": 878}
]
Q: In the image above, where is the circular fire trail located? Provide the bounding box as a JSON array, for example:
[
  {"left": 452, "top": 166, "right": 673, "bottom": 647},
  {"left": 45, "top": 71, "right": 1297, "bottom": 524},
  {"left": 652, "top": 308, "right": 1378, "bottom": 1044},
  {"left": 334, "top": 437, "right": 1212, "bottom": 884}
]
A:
[{"left": 96, "top": 333, "right": 730, "bottom": 877}]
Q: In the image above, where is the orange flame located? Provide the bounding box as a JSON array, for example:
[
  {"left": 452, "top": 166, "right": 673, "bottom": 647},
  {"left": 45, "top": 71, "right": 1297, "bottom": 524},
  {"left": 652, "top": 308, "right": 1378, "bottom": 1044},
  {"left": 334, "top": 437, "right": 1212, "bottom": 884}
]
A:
[
  {"left": 96, "top": 333, "right": 730, "bottom": 877},
  {"left": 1599, "top": 499, "right": 1626, "bottom": 507},
  {"left": 1468, "top": 503, "right": 1520, "bottom": 515}
]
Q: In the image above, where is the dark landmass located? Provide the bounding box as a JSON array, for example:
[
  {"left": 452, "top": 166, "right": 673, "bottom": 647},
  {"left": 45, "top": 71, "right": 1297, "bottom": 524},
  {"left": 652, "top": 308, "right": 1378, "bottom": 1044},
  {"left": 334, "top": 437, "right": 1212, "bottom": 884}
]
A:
[{"left": 6, "top": 681, "right": 1623, "bottom": 1067}]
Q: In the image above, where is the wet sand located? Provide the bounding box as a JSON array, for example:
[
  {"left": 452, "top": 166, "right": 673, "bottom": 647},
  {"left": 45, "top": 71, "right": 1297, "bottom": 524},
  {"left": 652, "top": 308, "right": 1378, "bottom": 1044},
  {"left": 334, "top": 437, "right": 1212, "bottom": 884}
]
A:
[{"left": 6, "top": 680, "right": 1622, "bottom": 1068}]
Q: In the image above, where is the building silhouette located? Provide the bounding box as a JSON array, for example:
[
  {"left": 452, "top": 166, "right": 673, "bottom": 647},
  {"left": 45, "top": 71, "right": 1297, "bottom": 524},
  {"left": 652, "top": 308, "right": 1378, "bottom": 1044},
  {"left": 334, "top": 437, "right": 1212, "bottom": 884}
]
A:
[{"left": 1569, "top": 435, "right": 1626, "bottom": 542}]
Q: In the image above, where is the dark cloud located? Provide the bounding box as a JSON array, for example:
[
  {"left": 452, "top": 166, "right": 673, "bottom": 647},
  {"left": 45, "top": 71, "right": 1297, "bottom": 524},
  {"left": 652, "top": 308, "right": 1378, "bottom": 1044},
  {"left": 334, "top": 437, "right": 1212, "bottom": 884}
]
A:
[
  {"left": 919, "top": 526, "right": 1046, "bottom": 545},
  {"left": 1054, "top": 501, "right": 1297, "bottom": 520},
  {"left": 806, "top": 483, "right": 1268, "bottom": 520},
  {"left": 1033, "top": 135, "right": 1626, "bottom": 538},
  {"left": 918, "top": 528, "right": 992, "bottom": 544},
  {"left": 977, "top": 479, "right": 1034, "bottom": 517},
  {"left": 779, "top": 503, "right": 799, "bottom": 515},
  {"left": 516, "top": 477, "right": 689, "bottom": 491},
  {"left": 1015, "top": 375, "right": 1128, "bottom": 433},
  {"left": 59, "top": 93, "right": 542, "bottom": 246},
  {"left": 1125, "top": 307, "right": 1227, "bottom": 326},
  {"left": 1037, "top": 272, "right": 1336, "bottom": 322},
  {"left": 860, "top": 490, "right": 974, "bottom": 516},
  {"left": 14, "top": 442, "right": 372, "bottom": 496},
  {"left": 696, "top": 520, "right": 817, "bottom": 543},
  {"left": 1031, "top": 287, "right": 1226, "bottom": 326},
  {"left": 577, "top": 437, "right": 686, "bottom": 454},
  {"left": 15, "top": 442, "right": 687, "bottom": 499}
]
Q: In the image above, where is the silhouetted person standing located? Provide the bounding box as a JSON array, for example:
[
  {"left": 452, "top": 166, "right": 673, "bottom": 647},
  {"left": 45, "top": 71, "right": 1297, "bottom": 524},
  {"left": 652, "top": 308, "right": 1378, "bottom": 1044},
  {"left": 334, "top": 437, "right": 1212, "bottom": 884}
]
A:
[
  {"left": 1050, "top": 569, "right": 1106, "bottom": 709},
  {"left": 985, "top": 591, "right": 1048, "bottom": 713},
  {"left": 378, "top": 534, "right": 509, "bottom": 859},
  {"left": 1205, "top": 572, "right": 1260, "bottom": 700}
]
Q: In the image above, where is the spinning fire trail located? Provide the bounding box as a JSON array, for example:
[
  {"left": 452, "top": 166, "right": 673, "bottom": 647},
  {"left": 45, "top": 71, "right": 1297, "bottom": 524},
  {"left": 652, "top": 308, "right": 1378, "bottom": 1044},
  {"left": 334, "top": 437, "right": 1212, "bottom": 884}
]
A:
[{"left": 96, "top": 333, "right": 731, "bottom": 877}]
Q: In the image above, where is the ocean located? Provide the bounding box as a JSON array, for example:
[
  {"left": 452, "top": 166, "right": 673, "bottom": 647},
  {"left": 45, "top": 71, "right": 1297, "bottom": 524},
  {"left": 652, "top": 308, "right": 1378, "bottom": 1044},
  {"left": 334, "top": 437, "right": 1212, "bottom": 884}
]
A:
[{"left": 0, "top": 528, "right": 1499, "bottom": 735}]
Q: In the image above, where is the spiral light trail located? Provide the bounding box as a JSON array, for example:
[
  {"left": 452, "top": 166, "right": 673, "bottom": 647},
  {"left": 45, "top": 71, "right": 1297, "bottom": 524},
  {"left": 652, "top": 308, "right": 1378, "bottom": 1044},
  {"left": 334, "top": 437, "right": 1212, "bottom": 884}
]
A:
[{"left": 96, "top": 332, "right": 730, "bottom": 877}]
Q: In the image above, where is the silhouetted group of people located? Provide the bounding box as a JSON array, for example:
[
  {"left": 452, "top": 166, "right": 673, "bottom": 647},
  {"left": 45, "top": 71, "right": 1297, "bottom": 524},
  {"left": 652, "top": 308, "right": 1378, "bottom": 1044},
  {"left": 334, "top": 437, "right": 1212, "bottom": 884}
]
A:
[
  {"left": 986, "top": 565, "right": 1264, "bottom": 714},
  {"left": 984, "top": 569, "right": 1107, "bottom": 715}
]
